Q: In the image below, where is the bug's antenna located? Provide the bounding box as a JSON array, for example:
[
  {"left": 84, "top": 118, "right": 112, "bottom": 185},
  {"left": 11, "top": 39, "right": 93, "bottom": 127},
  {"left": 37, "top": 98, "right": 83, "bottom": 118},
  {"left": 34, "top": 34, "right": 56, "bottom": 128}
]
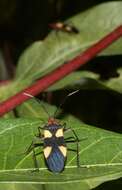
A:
[
  {"left": 23, "top": 92, "right": 50, "bottom": 118},
  {"left": 53, "top": 90, "right": 79, "bottom": 118}
]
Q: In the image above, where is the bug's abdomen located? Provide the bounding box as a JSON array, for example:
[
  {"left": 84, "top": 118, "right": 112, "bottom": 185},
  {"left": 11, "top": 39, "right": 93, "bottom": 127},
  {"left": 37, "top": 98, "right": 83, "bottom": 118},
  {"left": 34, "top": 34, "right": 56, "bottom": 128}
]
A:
[{"left": 45, "top": 146, "right": 67, "bottom": 173}]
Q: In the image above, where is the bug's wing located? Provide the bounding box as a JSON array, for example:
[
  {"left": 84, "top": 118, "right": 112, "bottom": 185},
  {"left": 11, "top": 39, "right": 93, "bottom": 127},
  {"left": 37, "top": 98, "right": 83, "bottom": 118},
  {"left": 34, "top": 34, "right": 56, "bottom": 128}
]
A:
[{"left": 46, "top": 146, "right": 67, "bottom": 173}]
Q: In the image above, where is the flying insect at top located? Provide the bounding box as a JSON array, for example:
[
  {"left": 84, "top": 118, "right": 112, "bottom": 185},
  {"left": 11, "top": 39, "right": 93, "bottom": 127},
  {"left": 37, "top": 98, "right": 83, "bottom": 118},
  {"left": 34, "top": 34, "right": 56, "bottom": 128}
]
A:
[
  {"left": 24, "top": 91, "right": 80, "bottom": 173},
  {"left": 49, "top": 22, "right": 79, "bottom": 34}
]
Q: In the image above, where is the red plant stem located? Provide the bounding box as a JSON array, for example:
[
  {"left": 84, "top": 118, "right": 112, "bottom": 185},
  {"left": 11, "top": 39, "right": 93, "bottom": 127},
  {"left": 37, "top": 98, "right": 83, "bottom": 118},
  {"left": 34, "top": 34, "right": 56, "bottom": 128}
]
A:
[{"left": 0, "top": 25, "right": 122, "bottom": 116}]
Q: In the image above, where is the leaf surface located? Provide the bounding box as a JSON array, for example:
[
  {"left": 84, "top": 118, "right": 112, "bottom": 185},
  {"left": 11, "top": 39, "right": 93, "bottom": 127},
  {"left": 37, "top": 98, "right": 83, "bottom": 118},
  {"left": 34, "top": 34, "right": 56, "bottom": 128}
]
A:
[
  {"left": 16, "top": 2, "right": 122, "bottom": 83},
  {"left": 0, "top": 101, "right": 122, "bottom": 189}
]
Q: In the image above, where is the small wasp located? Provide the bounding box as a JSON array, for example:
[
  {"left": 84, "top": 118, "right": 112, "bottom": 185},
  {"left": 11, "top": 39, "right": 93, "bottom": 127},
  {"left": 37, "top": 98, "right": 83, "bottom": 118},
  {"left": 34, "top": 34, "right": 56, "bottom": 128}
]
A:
[
  {"left": 24, "top": 91, "right": 80, "bottom": 173},
  {"left": 49, "top": 22, "right": 79, "bottom": 34}
]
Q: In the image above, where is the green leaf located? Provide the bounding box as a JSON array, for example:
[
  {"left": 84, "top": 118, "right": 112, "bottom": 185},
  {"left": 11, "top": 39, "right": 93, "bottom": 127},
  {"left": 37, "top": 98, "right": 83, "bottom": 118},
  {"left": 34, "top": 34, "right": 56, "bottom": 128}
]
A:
[
  {"left": 1, "top": 99, "right": 122, "bottom": 189},
  {"left": 0, "top": 2, "right": 120, "bottom": 101},
  {"left": 47, "top": 71, "right": 99, "bottom": 91},
  {"left": 0, "top": 78, "right": 32, "bottom": 103},
  {"left": 16, "top": 98, "right": 56, "bottom": 119},
  {"left": 0, "top": 117, "right": 122, "bottom": 190},
  {"left": 16, "top": 2, "right": 122, "bottom": 83},
  {"left": 47, "top": 69, "right": 122, "bottom": 93},
  {"left": 0, "top": 85, "right": 16, "bottom": 118},
  {"left": 44, "top": 69, "right": 121, "bottom": 94},
  {"left": 0, "top": 82, "right": 24, "bottom": 118}
]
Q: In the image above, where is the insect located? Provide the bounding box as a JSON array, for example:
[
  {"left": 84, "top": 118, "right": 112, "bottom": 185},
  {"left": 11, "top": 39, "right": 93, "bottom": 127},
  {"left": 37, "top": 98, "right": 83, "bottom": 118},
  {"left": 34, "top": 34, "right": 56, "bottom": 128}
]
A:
[
  {"left": 24, "top": 91, "right": 80, "bottom": 173},
  {"left": 49, "top": 22, "right": 79, "bottom": 34}
]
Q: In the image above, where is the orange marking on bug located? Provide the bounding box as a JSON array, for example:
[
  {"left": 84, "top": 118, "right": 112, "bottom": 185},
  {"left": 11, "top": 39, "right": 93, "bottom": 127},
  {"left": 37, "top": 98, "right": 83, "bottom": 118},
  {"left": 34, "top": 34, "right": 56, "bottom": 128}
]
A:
[
  {"left": 44, "top": 130, "right": 52, "bottom": 138},
  {"left": 48, "top": 117, "right": 58, "bottom": 125},
  {"left": 59, "top": 146, "right": 67, "bottom": 157},
  {"left": 44, "top": 146, "right": 52, "bottom": 158},
  {"left": 55, "top": 128, "right": 64, "bottom": 137}
]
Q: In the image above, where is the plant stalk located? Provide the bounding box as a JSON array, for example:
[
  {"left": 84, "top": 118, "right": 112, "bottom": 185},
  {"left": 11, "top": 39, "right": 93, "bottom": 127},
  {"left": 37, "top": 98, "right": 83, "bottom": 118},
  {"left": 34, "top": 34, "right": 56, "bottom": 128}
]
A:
[{"left": 0, "top": 25, "right": 122, "bottom": 116}]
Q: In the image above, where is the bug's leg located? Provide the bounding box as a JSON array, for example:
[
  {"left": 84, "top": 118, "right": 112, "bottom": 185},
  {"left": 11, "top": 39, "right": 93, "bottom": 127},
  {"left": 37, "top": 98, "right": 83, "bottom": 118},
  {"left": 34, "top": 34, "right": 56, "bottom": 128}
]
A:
[
  {"left": 65, "top": 136, "right": 87, "bottom": 142},
  {"left": 35, "top": 126, "right": 44, "bottom": 138},
  {"left": 35, "top": 151, "right": 43, "bottom": 156},
  {"left": 26, "top": 141, "right": 43, "bottom": 172},
  {"left": 65, "top": 136, "right": 75, "bottom": 141},
  {"left": 32, "top": 148, "right": 39, "bottom": 171},
  {"left": 67, "top": 148, "right": 81, "bottom": 163},
  {"left": 38, "top": 126, "right": 44, "bottom": 132},
  {"left": 62, "top": 122, "right": 66, "bottom": 128},
  {"left": 25, "top": 140, "right": 34, "bottom": 154},
  {"left": 64, "top": 128, "right": 80, "bottom": 168},
  {"left": 67, "top": 148, "right": 77, "bottom": 152},
  {"left": 64, "top": 126, "right": 73, "bottom": 133},
  {"left": 25, "top": 138, "right": 43, "bottom": 155},
  {"left": 32, "top": 149, "right": 43, "bottom": 172},
  {"left": 63, "top": 124, "right": 74, "bottom": 135},
  {"left": 67, "top": 139, "right": 80, "bottom": 167}
]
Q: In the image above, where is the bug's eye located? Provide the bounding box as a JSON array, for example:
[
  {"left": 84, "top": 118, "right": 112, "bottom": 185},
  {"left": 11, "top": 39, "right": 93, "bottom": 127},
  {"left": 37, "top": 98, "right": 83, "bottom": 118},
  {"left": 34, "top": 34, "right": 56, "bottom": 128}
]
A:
[
  {"left": 44, "top": 130, "right": 52, "bottom": 138},
  {"left": 55, "top": 128, "right": 63, "bottom": 137}
]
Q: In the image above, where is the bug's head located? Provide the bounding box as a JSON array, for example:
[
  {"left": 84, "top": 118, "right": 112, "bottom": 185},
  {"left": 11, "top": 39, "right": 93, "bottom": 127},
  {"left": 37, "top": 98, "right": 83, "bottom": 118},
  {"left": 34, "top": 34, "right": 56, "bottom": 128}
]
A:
[{"left": 48, "top": 117, "right": 58, "bottom": 125}]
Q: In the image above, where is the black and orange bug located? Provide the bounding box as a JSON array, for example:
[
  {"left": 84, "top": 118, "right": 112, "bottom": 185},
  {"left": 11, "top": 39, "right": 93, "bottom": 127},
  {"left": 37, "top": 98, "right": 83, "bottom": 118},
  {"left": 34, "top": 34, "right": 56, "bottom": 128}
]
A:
[
  {"left": 24, "top": 91, "right": 80, "bottom": 173},
  {"left": 49, "top": 22, "right": 79, "bottom": 34}
]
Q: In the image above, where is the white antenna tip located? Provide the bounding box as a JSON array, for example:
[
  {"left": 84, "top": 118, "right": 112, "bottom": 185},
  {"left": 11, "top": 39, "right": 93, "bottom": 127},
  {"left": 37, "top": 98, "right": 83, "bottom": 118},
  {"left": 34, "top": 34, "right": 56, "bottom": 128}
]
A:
[
  {"left": 23, "top": 92, "right": 34, "bottom": 98},
  {"left": 68, "top": 90, "right": 79, "bottom": 97}
]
